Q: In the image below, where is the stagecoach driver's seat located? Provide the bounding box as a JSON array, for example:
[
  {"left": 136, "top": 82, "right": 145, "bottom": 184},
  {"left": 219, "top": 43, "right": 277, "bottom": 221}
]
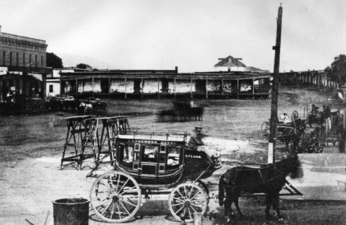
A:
[
  {"left": 187, "top": 126, "right": 205, "bottom": 151},
  {"left": 187, "top": 126, "right": 221, "bottom": 166}
]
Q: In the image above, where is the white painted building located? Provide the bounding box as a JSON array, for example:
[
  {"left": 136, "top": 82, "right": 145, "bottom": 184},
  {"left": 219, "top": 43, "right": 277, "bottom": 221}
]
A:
[{"left": 46, "top": 68, "right": 86, "bottom": 97}]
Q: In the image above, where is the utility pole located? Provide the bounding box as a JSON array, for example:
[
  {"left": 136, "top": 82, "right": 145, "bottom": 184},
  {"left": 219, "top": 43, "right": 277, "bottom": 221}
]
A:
[{"left": 268, "top": 4, "right": 283, "bottom": 164}]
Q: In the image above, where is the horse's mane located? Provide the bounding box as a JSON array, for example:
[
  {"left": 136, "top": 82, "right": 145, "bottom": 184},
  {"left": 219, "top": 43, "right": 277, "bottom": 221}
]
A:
[{"left": 273, "top": 155, "right": 303, "bottom": 179}]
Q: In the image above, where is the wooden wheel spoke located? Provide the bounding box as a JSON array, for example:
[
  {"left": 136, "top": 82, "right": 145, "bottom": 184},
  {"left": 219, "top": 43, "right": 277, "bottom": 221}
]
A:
[
  {"left": 115, "top": 174, "right": 121, "bottom": 192},
  {"left": 174, "top": 204, "right": 185, "bottom": 215},
  {"left": 183, "top": 186, "right": 188, "bottom": 197},
  {"left": 190, "top": 202, "right": 204, "bottom": 210},
  {"left": 100, "top": 200, "right": 114, "bottom": 215},
  {"left": 189, "top": 204, "right": 198, "bottom": 213},
  {"left": 94, "top": 198, "right": 112, "bottom": 208},
  {"left": 119, "top": 200, "right": 131, "bottom": 215},
  {"left": 172, "top": 196, "right": 185, "bottom": 203},
  {"left": 117, "top": 203, "right": 122, "bottom": 219},
  {"left": 120, "top": 197, "right": 138, "bottom": 207},
  {"left": 110, "top": 201, "right": 115, "bottom": 219},
  {"left": 176, "top": 189, "right": 185, "bottom": 199},
  {"left": 117, "top": 178, "right": 130, "bottom": 194},
  {"left": 120, "top": 186, "right": 137, "bottom": 195},
  {"left": 187, "top": 207, "right": 193, "bottom": 219},
  {"left": 171, "top": 202, "right": 184, "bottom": 207},
  {"left": 190, "top": 189, "right": 201, "bottom": 200}
]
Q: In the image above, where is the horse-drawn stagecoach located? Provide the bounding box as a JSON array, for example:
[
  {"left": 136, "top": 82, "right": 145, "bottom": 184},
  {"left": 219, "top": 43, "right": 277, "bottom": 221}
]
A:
[
  {"left": 89, "top": 131, "right": 222, "bottom": 223},
  {"left": 60, "top": 115, "right": 303, "bottom": 223}
]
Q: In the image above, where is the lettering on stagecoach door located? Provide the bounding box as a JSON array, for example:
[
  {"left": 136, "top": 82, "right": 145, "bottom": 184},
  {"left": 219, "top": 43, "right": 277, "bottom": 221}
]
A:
[{"left": 185, "top": 154, "right": 202, "bottom": 159}]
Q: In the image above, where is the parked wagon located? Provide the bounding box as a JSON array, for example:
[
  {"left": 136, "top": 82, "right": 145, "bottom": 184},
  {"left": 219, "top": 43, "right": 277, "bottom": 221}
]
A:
[{"left": 89, "top": 132, "right": 222, "bottom": 223}]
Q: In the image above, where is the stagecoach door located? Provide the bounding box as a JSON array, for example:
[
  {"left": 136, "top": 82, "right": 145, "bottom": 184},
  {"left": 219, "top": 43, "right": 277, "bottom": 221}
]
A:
[
  {"left": 139, "top": 143, "right": 160, "bottom": 175},
  {"left": 133, "top": 143, "right": 174, "bottom": 176}
]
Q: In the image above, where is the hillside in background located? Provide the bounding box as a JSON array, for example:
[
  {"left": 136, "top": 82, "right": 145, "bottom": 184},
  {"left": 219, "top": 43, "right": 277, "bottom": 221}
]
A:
[{"left": 56, "top": 52, "right": 113, "bottom": 69}]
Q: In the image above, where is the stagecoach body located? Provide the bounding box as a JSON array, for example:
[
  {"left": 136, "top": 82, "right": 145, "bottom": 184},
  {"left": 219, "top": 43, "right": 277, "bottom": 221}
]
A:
[{"left": 89, "top": 133, "right": 222, "bottom": 223}]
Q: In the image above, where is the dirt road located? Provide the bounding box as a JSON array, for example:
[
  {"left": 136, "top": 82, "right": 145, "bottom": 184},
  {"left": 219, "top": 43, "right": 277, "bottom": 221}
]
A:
[{"left": 1, "top": 87, "right": 346, "bottom": 225}]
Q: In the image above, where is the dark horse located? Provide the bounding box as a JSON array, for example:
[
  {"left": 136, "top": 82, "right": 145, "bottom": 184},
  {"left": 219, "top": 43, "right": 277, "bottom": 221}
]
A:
[{"left": 218, "top": 154, "right": 303, "bottom": 224}]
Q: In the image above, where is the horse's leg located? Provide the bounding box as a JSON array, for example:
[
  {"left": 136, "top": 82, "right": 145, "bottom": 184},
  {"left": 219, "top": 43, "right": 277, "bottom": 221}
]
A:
[
  {"left": 264, "top": 194, "right": 273, "bottom": 224},
  {"left": 234, "top": 196, "right": 244, "bottom": 219},
  {"left": 273, "top": 193, "right": 283, "bottom": 221},
  {"left": 224, "top": 195, "right": 235, "bottom": 223}
]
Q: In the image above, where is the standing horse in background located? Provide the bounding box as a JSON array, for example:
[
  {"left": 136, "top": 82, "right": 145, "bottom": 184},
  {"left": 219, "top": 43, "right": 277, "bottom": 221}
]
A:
[{"left": 218, "top": 154, "right": 303, "bottom": 224}]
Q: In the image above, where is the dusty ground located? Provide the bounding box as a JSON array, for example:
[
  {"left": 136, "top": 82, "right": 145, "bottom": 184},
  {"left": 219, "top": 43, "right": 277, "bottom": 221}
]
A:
[{"left": 1, "top": 86, "right": 346, "bottom": 225}]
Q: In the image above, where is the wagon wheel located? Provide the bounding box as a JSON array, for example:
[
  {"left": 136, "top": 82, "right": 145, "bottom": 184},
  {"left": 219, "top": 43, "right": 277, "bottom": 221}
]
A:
[
  {"left": 168, "top": 182, "right": 208, "bottom": 222},
  {"left": 89, "top": 171, "right": 141, "bottom": 223},
  {"left": 261, "top": 121, "right": 270, "bottom": 137}
]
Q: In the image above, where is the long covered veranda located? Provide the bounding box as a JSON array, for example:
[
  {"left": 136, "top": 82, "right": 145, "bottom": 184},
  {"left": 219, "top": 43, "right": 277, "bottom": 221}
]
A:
[{"left": 60, "top": 70, "right": 272, "bottom": 100}]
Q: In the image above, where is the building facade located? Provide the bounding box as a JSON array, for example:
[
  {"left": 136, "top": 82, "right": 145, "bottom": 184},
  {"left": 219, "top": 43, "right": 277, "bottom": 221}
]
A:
[
  {"left": 0, "top": 26, "right": 50, "bottom": 102},
  {"left": 60, "top": 68, "right": 272, "bottom": 100}
]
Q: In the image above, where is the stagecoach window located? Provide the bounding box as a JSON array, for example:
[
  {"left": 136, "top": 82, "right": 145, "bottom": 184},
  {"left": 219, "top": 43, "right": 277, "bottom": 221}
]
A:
[
  {"left": 142, "top": 145, "right": 159, "bottom": 163},
  {"left": 167, "top": 147, "right": 180, "bottom": 167},
  {"left": 119, "top": 144, "right": 134, "bottom": 168}
]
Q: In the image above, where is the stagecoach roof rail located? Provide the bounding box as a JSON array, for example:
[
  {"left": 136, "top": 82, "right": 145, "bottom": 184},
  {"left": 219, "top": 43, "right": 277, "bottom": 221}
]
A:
[{"left": 117, "top": 134, "right": 187, "bottom": 142}]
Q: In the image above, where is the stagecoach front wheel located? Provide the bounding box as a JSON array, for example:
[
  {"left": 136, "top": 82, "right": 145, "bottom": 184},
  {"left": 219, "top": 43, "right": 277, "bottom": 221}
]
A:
[
  {"left": 89, "top": 171, "right": 141, "bottom": 223},
  {"left": 168, "top": 182, "right": 208, "bottom": 222}
]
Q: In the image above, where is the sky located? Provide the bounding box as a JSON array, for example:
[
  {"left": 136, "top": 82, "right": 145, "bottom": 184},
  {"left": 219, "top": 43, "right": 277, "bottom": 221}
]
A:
[{"left": 0, "top": 0, "right": 345, "bottom": 72}]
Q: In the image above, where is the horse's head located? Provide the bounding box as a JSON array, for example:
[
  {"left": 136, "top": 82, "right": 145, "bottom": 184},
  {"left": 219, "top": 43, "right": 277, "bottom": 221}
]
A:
[{"left": 286, "top": 154, "right": 304, "bottom": 179}]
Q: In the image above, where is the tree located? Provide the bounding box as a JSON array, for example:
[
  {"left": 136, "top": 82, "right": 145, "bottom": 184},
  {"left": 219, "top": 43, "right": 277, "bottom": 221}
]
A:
[
  {"left": 76, "top": 63, "right": 92, "bottom": 70},
  {"left": 325, "top": 54, "right": 346, "bottom": 90},
  {"left": 46, "top": 52, "right": 63, "bottom": 68}
]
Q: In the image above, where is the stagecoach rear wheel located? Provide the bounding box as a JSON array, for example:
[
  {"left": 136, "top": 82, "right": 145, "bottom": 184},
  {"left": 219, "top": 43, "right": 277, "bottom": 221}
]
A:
[
  {"left": 168, "top": 182, "right": 208, "bottom": 222},
  {"left": 89, "top": 171, "right": 141, "bottom": 223}
]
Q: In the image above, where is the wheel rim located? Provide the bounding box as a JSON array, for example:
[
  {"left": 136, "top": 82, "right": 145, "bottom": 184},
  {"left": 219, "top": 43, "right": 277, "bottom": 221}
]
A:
[
  {"left": 168, "top": 182, "right": 208, "bottom": 222},
  {"left": 90, "top": 171, "right": 141, "bottom": 223}
]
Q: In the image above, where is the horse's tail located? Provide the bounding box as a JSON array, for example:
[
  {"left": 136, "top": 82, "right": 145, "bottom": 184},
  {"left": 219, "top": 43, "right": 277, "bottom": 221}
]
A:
[{"left": 218, "top": 174, "right": 225, "bottom": 206}]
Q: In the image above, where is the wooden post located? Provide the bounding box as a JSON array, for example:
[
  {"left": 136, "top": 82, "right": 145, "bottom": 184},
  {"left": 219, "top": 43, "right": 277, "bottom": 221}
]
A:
[
  {"left": 141, "top": 77, "right": 144, "bottom": 99},
  {"left": 190, "top": 78, "right": 193, "bottom": 99},
  {"left": 124, "top": 77, "right": 127, "bottom": 99},
  {"left": 221, "top": 79, "right": 224, "bottom": 98},
  {"left": 92, "top": 75, "right": 94, "bottom": 98},
  {"left": 252, "top": 78, "right": 255, "bottom": 99},
  {"left": 157, "top": 77, "right": 160, "bottom": 99},
  {"left": 0, "top": 81, "right": 2, "bottom": 102},
  {"left": 75, "top": 78, "right": 78, "bottom": 99},
  {"left": 269, "top": 4, "right": 283, "bottom": 164},
  {"left": 193, "top": 212, "right": 202, "bottom": 225},
  {"left": 237, "top": 79, "right": 239, "bottom": 99},
  {"left": 108, "top": 76, "right": 111, "bottom": 98},
  {"left": 174, "top": 78, "right": 176, "bottom": 99},
  {"left": 206, "top": 78, "right": 208, "bottom": 99}
]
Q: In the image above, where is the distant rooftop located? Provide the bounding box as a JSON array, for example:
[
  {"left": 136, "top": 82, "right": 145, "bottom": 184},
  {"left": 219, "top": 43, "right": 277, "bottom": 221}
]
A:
[
  {"left": 0, "top": 26, "right": 46, "bottom": 44},
  {"left": 214, "top": 56, "right": 246, "bottom": 68}
]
